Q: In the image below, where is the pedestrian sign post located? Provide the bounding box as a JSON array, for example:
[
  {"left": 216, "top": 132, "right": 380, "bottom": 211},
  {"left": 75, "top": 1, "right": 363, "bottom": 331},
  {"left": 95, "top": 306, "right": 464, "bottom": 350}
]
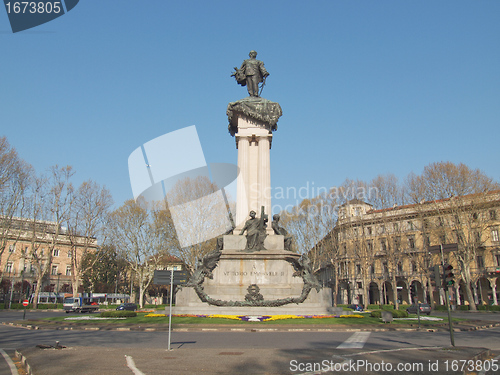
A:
[
  {"left": 22, "top": 299, "right": 29, "bottom": 320},
  {"left": 153, "top": 270, "right": 189, "bottom": 351}
]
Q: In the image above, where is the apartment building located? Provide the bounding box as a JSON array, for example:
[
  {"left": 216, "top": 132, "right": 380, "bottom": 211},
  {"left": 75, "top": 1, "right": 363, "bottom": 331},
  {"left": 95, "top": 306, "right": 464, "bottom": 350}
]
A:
[
  {"left": 316, "top": 191, "right": 500, "bottom": 307},
  {"left": 1, "top": 217, "right": 97, "bottom": 301}
]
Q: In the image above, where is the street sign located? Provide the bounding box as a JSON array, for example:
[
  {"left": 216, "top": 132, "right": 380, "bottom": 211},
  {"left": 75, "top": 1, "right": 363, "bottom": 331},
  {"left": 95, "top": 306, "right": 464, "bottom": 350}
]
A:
[
  {"left": 22, "top": 300, "right": 29, "bottom": 307},
  {"left": 153, "top": 270, "right": 188, "bottom": 285}
]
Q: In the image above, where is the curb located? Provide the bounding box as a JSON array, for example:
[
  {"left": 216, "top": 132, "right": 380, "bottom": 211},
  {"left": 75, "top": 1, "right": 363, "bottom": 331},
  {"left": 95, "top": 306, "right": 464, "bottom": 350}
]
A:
[
  {"left": 4, "top": 320, "right": 500, "bottom": 332},
  {"left": 15, "top": 350, "right": 33, "bottom": 375}
]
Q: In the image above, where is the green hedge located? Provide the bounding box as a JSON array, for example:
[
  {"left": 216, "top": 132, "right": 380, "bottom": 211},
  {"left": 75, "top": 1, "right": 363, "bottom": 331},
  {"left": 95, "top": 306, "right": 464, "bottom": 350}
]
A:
[
  {"left": 370, "top": 309, "right": 408, "bottom": 318},
  {"left": 1, "top": 303, "right": 61, "bottom": 310},
  {"left": 100, "top": 311, "right": 137, "bottom": 318}
]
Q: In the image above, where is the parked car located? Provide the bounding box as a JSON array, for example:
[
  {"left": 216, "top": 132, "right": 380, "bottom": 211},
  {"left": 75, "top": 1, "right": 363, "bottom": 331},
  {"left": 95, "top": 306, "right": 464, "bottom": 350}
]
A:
[
  {"left": 348, "top": 304, "right": 364, "bottom": 312},
  {"left": 116, "top": 303, "right": 137, "bottom": 311},
  {"left": 406, "top": 303, "right": 431, "bottom": 315}
]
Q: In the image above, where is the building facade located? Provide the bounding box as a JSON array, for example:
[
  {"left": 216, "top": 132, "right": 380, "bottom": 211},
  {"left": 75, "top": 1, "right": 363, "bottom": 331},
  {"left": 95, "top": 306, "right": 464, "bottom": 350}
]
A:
[
  {"left": 1, "top": 217, "right": 97, "bottom": 303},
  {"left": 316, "top": 192, "right": 500, "bottom": 307}
]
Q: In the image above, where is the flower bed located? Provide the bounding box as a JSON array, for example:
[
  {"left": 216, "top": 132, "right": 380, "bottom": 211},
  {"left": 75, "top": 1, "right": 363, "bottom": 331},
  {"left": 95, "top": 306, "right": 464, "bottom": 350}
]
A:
[{"left": 143, "top": 313, "right": 364, "bottom": 321}]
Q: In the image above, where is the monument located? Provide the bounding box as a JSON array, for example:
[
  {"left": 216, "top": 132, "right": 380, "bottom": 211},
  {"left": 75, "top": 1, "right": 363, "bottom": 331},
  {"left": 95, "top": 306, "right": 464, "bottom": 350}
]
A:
[{"left": 174, "top": 52, "right": 332, "bottom": 315}]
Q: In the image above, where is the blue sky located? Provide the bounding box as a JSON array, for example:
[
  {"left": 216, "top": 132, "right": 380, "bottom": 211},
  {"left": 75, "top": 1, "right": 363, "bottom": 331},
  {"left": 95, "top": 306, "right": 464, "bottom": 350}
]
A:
[{"left": 1, "top": 0, "right": 499, "bottom": 213}]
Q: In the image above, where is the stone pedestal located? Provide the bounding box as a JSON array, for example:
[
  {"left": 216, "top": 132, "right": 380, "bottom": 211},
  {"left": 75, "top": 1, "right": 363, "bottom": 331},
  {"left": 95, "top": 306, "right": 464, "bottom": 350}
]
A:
[{"left": 174, "top": 235, "right": 333, "bottom": 316}]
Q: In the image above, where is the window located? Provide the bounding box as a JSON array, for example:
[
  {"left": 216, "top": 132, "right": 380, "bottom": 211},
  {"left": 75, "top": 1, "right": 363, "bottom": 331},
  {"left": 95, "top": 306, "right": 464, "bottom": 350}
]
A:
[
  {"left": 411, "top": 262, "right": 417, "bottom": 273},
  {"left": 53, "top": 249, "right": 60, "bottom": 257},
  {"left": 67, "top": 250, "right": 72, "bottom": 258},
  {"left": 366, "top": 226, "right": 372, "bottom": 235},
  {"left": 366, "top": 240, "right": 373, "bottom": 252},
  {"left": 408, "top": 235, "right": 415, "bottom": 249},
  {"left": 490, "top": 210, "right": 497, "bottom": 220},
  {"left": 397, "top": 262, "right": 403, "bottom": 274},
  {"left": 394, "top": 236, "right": 401, "bottom": 251},
  {"left": 496, "top": 254, "right": 500, "bottom": 267},
  {"left": 5, "top": 261, "right": 13, "bottom": 274},
  {"left": 370, "top": 265, "right": 375, "bottom": 275},
  {"left": 383, "top": 262, "right": 389, "bottom": 274},
  {"left": 357, "top": 282, "right": 362, "bottom": 289},
  {"left": 356, "top": 264, "right": 361, "bottom": 274},
  {"left": 476, "top": 256, "right": 484, "bottom": 269},
  {"left": 9, "top": 245, "right": 15, "bottom": 253},
  {"left": 51, "top": 265, "right": 58, "bottom": 275},
  {"left": 380, "top": 239, "right": 387, "bottom": 252},
  {"left": 491, "top": 229, "right": 499, "bottom": 242},
  {"left": 66, "top": 265, "right": 71, "bottom": 276}
]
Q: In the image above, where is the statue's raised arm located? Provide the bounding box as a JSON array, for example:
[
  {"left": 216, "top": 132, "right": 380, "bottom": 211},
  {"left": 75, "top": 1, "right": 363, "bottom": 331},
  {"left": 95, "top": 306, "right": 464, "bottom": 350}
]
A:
[{"left": 231, "top": 50, "right": 269, "bottom": 97}]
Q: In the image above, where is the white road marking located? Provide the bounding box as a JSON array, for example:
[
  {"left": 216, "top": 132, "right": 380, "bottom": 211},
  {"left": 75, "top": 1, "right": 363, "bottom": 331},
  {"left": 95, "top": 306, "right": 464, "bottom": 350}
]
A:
[
  {"left": 337, "top": 332, "right": 371, "bottom": 349},
  {"left": 0, "top": 349, "right": 19, "bottom": 375},
  {"left": 125, "top": 355, "right": 146, "bottom": 375}
]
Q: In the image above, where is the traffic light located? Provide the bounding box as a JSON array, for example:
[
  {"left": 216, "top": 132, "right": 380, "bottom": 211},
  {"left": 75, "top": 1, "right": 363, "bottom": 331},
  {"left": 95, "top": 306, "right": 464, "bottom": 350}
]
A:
[
  {"left": 410, "top": 283, "right": 417, "bottom": 298},
  {"left": 443, "top": 264, "right": 455, "bottom": 287},
  {"left": 429, "top": 265, "right": 442, "bottom": 288}
]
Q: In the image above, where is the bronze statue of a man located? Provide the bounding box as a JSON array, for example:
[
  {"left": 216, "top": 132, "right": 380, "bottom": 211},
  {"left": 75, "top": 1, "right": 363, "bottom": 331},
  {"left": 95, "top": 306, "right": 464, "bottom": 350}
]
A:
[
  {"left": 232, "top": 51, "right": 269, "bottom": 97},
  {"left": 240, "top": 210, "right": 267, "bottom": 251},
  {"left": 272, "top": 214, "right": 293, "bottom": 251}
]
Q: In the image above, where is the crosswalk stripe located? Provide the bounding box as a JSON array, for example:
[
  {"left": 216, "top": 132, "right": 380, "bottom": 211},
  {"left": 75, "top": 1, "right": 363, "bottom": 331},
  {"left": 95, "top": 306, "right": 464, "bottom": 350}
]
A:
[{"left": 337, "top": 332, "right": 370, "bottom": 349}]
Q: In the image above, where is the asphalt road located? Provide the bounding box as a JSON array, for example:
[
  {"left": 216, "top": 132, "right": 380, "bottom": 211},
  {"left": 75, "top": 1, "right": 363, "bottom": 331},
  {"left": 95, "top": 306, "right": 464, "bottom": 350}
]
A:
[{"left": 0, "top": 310, "right": 499, "bottom": 375}]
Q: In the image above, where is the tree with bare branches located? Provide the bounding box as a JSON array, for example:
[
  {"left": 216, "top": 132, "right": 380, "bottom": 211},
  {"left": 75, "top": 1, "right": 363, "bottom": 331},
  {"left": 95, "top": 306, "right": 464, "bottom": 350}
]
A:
[
  {"left": 0, "top": 137, "right": 32, "bottom": 270},
  {"left": 65, "top": 180, "right": 113, "bottom": 295},
  {"left": 109, "top": 198, "right": 175, "bottom": 308}
]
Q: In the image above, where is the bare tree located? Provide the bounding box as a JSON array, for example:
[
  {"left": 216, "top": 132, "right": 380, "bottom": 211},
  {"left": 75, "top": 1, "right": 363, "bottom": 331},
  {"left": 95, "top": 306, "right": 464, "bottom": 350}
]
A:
[
  {"left": 65, "top": 180, "right": 113, "bottom": 295},
  {"left": 109, "top": 198, "right": 173, "bottom": 308},
  {"left": 25, "top": 166, "right": 74, "bottom": 308},
  {"left": 404, "top": 161, "right": 500, "bottom": 311},
  {"left": 0, "top": 137, "right": 31, "bottom": 269},
  {"left": 280, "top": 191, "right": 338, "bottom": 270},
  {"left": 165, "top": 176, "right": 231, "bottom": 272}
]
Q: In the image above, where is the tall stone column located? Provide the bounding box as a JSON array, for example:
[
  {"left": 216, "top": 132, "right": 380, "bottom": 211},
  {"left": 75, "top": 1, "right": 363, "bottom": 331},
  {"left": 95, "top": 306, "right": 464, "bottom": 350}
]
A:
[
  {"left": 227, "top": 97, "right": 282, "bottom": 231},
  {"left": 233, "top": 118, "right": 271, "bottom": 230},
  {"left": 235, "top": 135, "right": 249, "bottom": 228},
  {"left": 258, "top": 134, "right": 272, "bottom": 233}
]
